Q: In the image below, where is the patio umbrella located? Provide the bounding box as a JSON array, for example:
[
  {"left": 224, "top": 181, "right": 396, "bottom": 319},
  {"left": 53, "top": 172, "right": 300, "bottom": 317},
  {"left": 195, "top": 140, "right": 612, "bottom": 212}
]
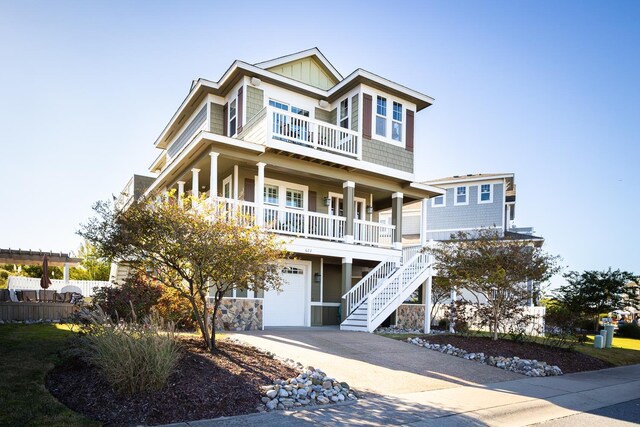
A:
[{"left": 40, "top": 255, "right": 52, "bottom": 289}]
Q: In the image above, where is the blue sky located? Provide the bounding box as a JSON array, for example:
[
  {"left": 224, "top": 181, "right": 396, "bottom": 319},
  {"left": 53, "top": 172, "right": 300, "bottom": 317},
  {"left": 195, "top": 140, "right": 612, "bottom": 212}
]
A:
[{"left": 0, "top": 1, "right": 638, "bottom": 286}]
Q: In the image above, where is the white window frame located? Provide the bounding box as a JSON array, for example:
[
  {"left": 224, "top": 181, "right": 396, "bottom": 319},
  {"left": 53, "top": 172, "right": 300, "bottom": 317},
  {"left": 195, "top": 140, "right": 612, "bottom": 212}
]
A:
[
  {"left": 328, "top": 191, "right": 366, "bottom": 219},
  {"left": 222, "top": 175, "right": 232, "bottom": 199},
  {"left": 392, "top": 101, "right": 403, "bottom": 143},
  {"left": 228, "top": 98, "right": 237, "bottom": 137},
  {"left": 375, "top": 95, "right": 387, "bottom": 139},
  {"left": 264, "top": 184, "right": 279, "bottom": 205},
  {"left": 369, "top": 91, "right": 406, "bottom": 147},
  {"left": 478, "top": 184, "right": 493, "bottom": 204},
  {"left": 431, "top": 194, "right": 446, "bottom": 207},
  {"left": 338, "top": 97, "right": 350, "bottom": 129},
  {"left": 260, "top": 177, "right": 308, "bottom": 211},
  {"left": 285, "top": 188, "right": 304, "bottom": 210},
  {"left": 454, "top": 186, "right": 468, "bottom": 206}
]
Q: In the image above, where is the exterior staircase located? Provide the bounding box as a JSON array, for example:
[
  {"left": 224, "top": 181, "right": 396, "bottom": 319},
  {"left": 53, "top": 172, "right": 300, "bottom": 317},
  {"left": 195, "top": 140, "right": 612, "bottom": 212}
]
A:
[{"left": 340, "top": 245, "right": 434, "bottom": 332}]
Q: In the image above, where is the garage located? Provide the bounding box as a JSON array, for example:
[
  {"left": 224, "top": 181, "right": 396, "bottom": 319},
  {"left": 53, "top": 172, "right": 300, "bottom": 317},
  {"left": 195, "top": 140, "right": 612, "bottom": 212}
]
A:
[{"left": 263, "top": 261, "right": 310, "bottom": 327}]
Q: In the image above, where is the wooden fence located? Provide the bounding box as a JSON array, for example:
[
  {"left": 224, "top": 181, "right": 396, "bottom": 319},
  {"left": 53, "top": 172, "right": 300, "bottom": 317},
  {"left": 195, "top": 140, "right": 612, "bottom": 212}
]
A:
[{"left": 0, "top": 302, "right": 77, "bottom": 321}]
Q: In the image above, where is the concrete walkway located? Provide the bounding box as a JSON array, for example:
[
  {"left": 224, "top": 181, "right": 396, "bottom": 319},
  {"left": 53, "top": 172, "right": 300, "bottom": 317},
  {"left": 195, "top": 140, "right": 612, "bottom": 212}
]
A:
[
  {"left": 228, "top": 329, "right": 520, "bottom": 394},
  {"left": 164, "top": 330, "right": 640, "bottom": 426}
]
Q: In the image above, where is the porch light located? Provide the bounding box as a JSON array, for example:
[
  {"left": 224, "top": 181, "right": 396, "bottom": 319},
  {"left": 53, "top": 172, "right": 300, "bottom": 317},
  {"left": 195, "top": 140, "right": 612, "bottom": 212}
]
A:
[
  {"left": 323, "top": 196, "right": 331, "bottom": 207},
  {"left": 314, "top": 272, "right": 321, "bottom": 283},
  {"left": 366, "top": 205, "right": 374, "bottom": 215}
]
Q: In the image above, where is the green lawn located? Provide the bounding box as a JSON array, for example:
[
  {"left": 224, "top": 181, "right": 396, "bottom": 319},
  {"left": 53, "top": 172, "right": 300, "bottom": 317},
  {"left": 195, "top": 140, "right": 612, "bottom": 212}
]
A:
[
  {"left": 0, "top": 324, "right": 98, "bottom": 427},
  {"left": 378, "top": 332, "right": 640, "bottom": 367}
]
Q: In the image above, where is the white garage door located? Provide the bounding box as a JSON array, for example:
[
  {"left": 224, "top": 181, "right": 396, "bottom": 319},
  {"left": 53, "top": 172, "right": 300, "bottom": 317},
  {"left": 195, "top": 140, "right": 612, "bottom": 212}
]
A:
[{"left": 264, "top": 262, "right": 309, "bottom": 327}]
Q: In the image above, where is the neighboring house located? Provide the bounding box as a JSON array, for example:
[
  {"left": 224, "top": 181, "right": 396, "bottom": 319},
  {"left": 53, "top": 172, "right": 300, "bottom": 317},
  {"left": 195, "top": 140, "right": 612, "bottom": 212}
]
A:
[
  {"left": 112, "top": 48, "right": 444, "bottom": 331},
  {"left": 382, "top": 173, "right": 545, "bottom": 309}
]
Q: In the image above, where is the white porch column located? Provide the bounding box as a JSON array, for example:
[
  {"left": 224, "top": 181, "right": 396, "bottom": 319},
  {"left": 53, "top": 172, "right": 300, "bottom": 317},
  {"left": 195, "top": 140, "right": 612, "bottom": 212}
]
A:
[
  {"left": 449, "top": 287, "right": 457, "bottom": 333},
  {"left": 420, "top": 198, "right": 428, "bottom": 247},
  {"left": 191, "top": 168, "right": 200, "bottom": 199},
  {"left": 424, "top": 275, "right": 432, "bottom": 334},
  {"left": 233, "top": 165, "right": 239, "bottom": 200},
  {"left": 256, "top": 162, "right": 266, "bottom": 226},
  {"left": 63, "top": 262, "right": 69, "bottom": 283},
  {"left": 209, "top": 151, "right": 219, "bottom": 201},
  {"left": 177, "top": 181, "right": 185, "bottom": 208}
]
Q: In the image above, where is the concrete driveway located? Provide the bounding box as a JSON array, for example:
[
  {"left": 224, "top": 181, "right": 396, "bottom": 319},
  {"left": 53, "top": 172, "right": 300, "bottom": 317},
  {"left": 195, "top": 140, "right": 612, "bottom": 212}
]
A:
[{"left": 228, "top": 328, "right": 520, "bottom": 396}]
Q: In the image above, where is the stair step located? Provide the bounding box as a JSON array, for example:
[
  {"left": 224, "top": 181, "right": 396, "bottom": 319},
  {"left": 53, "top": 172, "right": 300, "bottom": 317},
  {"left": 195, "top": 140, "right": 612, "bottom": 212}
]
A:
[{"left": 340, "top": 324, "right": 368, "bottom": 331}]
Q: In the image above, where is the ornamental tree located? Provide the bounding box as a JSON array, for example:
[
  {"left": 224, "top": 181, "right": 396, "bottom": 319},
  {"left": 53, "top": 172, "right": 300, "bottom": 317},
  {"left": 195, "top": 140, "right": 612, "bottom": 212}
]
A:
[
  {"left": 556, "top": 268, "right": 638, "bottom": 331},
  {"left": 79, "top": 194, "right": 288, "bottom": 351},
  {"left": 429, "top": 228, "right": 561, "bottom": 340}
]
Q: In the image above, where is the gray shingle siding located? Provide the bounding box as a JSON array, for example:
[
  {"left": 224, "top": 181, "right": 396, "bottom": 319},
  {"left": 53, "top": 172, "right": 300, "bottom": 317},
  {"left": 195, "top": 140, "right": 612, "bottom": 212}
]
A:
[
  {"left": 351, "top": 94, "right": 358, "bottom": 132},
  {"left": 246, "top": 86, "right": 264, "bottom": 122},
  {"left": 362, "top": 138, "right": 413, "bottom": 173},
  {"left": 426, "top": 183, "right": 504, "bottom": 239},
  {"left": 329, "top": 107, "right": 337, "bottom": 125},
  {"left": 168, "top": 105, "right": 207, "bottom": 158},
  {"left": 315, "top": 107, "right": 331, "bottom": 123},
  {"left": 209, "top": 103, "right": 224, "bottom": 135}
]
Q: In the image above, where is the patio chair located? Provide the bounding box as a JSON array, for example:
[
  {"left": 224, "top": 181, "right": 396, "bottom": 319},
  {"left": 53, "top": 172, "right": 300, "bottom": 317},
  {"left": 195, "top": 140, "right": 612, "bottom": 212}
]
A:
[
  {"left": 54, "top": 292, "right": 66, "bottom": 303},
  {"left": 38, "top": 289, "right": 56, "bottom": 302},
  {"left": 22, "top": 290, "right": 38, "bottom": 302}
]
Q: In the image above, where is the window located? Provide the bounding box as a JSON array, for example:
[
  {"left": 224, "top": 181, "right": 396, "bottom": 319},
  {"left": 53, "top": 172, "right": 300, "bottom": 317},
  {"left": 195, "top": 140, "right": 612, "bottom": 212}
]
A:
[
  {"left": 479, "top": 184, "right": 492, "bottom": 203},
  {"left": 432, "top": 195, "right": 445, "bottom": 207},
  {"left": 455, "top": 186, "right": 467, "bottom": 205},
  {"left": 264, "top": 185, "right": 278, "bottom": 205},
  {"left": 286, "top": 189, "right": 303, "bottom": 209},
  {"left": 229, "top": 99, "right": 237, "bottom": 137},
  {"left": 282, "top": 266, "right": 304, "bottom": 275},
  {"left": 269, "top": 99, "right": 288, "bottom": 111},
  {"left": 291, "top": 106, "right": 309, "bottom": 117},
  {"left": 392, "top": 102, "right": 403, "bottom": 142},
  {"left": 339, "top": 98, "right": 349, "bottom": 129},
  {"left": 375, "top": 96, "right": 387, "bottom": 137},
  {"left": 222, "top": 175, "right": 232, "bottom": 199}
]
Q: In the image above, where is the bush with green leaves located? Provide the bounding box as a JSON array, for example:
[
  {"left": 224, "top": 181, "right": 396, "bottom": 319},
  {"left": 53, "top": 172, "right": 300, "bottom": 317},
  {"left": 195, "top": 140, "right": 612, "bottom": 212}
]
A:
[{"left": 75, "top": 307, "right": 180, "bottom": 395}]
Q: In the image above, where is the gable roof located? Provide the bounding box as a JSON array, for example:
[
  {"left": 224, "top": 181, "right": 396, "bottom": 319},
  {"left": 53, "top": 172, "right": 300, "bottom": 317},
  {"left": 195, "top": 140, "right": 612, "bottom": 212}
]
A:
[
  {"left": 423, "top": 173, "right": 514, "bottom": 185},
  {"left": 254, "top": 47, "right": 343, "bottom": 82}
]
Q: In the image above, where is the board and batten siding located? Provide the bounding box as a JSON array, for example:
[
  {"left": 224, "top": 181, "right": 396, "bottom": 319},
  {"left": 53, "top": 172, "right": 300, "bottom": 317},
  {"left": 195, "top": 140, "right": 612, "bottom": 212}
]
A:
[
  {"left": 426, "top": 183, "right": 504, "bottom": 240},
  {"left": 167, "top": 105, "right": 208, "bottom": 158}
]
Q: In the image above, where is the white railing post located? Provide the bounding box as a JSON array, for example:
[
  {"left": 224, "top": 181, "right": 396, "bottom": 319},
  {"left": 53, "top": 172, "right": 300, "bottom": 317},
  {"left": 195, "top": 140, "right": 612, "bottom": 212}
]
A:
[{"left": 256, "top": 162, "right": 265, "bottom": 227}]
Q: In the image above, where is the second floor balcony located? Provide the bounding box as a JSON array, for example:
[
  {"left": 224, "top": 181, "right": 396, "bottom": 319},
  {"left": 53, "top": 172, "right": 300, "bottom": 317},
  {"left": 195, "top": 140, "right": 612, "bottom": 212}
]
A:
[{"left": 241, "top": 105, "right": 361, "bottom": 160}]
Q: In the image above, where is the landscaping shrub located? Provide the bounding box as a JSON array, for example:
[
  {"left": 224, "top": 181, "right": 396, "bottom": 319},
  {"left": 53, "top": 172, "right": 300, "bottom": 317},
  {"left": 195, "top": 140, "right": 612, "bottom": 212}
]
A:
[
  {"left": 75, "top": 307, "right": 180, "bottom": 395},
  {"left": 155, "top": 286, "right": 199, "bottom": 330},
  {"left": 617, "top": 323, "right": 640, "bottom": 339},
  {"left": 92, "top": 272, "right": 163, "bottom": 321}
]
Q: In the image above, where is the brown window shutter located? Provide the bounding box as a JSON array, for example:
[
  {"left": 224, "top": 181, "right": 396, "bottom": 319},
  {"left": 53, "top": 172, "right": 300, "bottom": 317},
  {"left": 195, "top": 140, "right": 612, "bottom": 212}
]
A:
[
  {"left": 362, "top": 93, "right": 372, "bottom": 139},
  {"left": 308, "top": 191, "right": 317, "bottom": 212},
  {"left": 237, "top": 86, "right": 244, "bottom": 133},
  {"left": 223, "top": 102, "right": 228, "bottom": 136},
  {"left": 406, "top": 110, "right": 415, "bottom": 152},
  {"left": 244, "top": 178, "right": 254, "bottom": 202}
]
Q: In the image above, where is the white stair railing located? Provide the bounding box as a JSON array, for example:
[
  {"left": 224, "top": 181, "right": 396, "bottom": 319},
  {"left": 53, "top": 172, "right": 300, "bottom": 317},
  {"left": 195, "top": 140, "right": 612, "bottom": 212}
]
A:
[
  {"left": 343, "top": 260, "right": 397, "bottom": 316},
  {"left": 366, "top": 252, "right": 433, "bottom": 331}
]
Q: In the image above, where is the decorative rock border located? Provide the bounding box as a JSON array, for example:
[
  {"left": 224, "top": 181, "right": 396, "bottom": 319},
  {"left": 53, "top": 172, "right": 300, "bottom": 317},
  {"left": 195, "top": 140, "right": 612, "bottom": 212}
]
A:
[
  {"left": 407, "top": 337, "right": 563, "bottom": 377},
  {"left": 259, "top": 367, "right": 357, "bottom": 411},
  {"left": 376, "top": 326, "right": 449, "bottom": 335},
  {"left": 225, "top": 338, "right": 359, "bottom": 412}
]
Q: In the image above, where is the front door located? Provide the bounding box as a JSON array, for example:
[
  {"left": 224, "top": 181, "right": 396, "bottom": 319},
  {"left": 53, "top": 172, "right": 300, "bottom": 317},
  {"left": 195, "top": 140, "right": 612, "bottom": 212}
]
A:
[{"left": 263, "top": 261, "right": 310, "bottom": 327}]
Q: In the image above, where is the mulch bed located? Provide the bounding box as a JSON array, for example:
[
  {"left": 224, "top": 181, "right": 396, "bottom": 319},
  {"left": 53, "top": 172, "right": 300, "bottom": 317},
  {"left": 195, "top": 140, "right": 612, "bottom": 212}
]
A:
[
  {"left": 46, "top": 338, "right": 298, "bottom": 426},
  {"left": 421, "top": 334, "right": 612, "bottom": 373}
]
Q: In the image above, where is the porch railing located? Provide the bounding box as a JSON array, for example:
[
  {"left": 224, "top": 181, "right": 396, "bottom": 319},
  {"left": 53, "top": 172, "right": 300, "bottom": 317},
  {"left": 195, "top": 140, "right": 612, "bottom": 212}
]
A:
[
  {"left": 354, "top": 220, "right": 395, "bottom": 248},
  {"left": 207, "top": 197, "right": 394, "bottom": 248},
  {"left": 266, "top": 106, "right": 360, "bottom": 158}
]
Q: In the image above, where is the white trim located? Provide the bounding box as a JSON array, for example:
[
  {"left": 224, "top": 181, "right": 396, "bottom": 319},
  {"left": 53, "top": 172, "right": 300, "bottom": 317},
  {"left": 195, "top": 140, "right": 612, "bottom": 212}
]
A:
[
  {"left": 338, "top": 96, "right": 350, "bottom": 129},
  {"left": 431, "top": 194, "right": 446, "bottom": 208},
  {"left": 424, "top": 174, "right": 514, "bottom": 186},
  {"left": 477, "top": 183, "right": 494, "bottom": 204},
  {"left": 310, "top": 302, "right": 341, "bottom": 307},
  {"left": 392, "top": 192, "right": 404, "bottom": 199},
  {"left": 263, "top": 177, "right": 309, "bottom": 211},
  {"left": 228, "top": 97, "right": 238, "bottom": 137},
  {"left": 453, "top": 186, "right": 468, "bottom": 206},
  {"left": 263, "top": 259, "right": 312, "bottom": 327},
  {"left": 427, "top": 225, "right": 503, "bottom": 233},
  {"left": 343, "top": 181, "right": 355, "bottom": 189},
  {"left": 283, "top": 236, "right": 401, "bottom": 262},
  {"left": 222, "top": 175, "right": 232, "bottom": 199},
  {"left": 328, "top": 191, "right": 366, "bottom": 219}
]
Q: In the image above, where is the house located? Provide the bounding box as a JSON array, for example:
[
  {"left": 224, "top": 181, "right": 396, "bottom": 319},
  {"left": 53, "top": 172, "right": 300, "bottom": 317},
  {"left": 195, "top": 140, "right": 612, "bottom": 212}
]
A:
[
  {"left": 381, "top": 173, "right": 545, "bottom": 324},
  {"left": 112, "top": 48, "right": 444, "bottom": 331}
]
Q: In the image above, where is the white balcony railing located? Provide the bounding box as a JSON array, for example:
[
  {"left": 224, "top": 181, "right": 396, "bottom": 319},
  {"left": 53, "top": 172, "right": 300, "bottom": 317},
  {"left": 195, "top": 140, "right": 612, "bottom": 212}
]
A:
[
  {"left": 207, "top": 197, "right": 392, "bottom": 248},
  {"left": 354, "top": 220, "right": 395, "bottom": 248},
  {"left": 264, "top": 106, "right": 361, "bottom": 158}
]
